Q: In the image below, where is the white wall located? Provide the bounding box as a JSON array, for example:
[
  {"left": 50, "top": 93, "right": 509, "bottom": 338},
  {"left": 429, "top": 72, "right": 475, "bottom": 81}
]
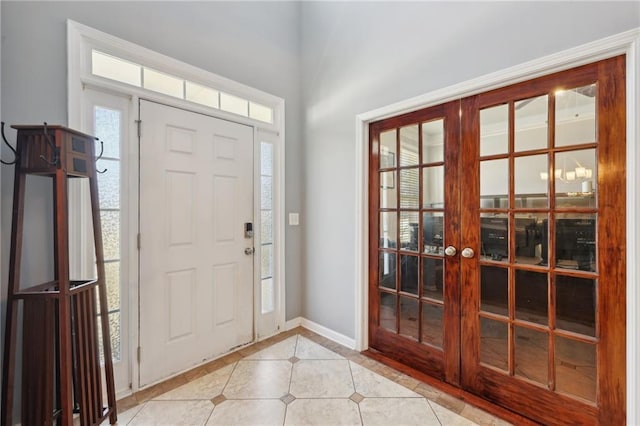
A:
[
  {"left": 0, "top": 1, "right": 305, "bottom": 336},
  {"left": 300, "top": 1, "right": 640, "bottom": 337}
]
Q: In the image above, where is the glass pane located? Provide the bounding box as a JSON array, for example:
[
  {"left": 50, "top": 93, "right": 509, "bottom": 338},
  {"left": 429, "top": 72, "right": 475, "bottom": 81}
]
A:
[
  {"left": 515, "top": 154, "right": 548, "bottom": 202},
  {"left": 143, "top": 68, "right": 184, "bottom": 98},
  {"left": 261, "top": 278, "right": 275, "bottom": 314},
  {"left": 480, "top": 317, "right": 508, "bottom": 370},
  {"left": 480, "top": 159, "right": 508, "bottom": 206},
  {"left": 109, "top": 312, "right": 121, "bottom": 361},
  {"left": 480, "top": 266, "right": 508, "bottom": 316},
  {"left": 421, "top": 303, "right": 443, "bottom": 348},
  {"left": 399, "top": 297, "right": 419, "bottom": 340},
  {"left": 220, "top": 92, "right": 248, "bottom": 116},
  {"left": 399, "top": 168, "right": 419, "bottom": 209},
  {"left": 399, "top": 125, "right": 419, "bottom": 167},
  {"left": 422, "top": 258, "right": 443, "bottom": 301},
  {"left": 185, "top": 81, "right": 219, "bottom": 109},
  {"left": 92, "top": 50, "right": 141, "bottom": 87},
  {"left": 480, "top": 104, "right": 508, "bottom": 156},
  {"left": 422, "top": 166, "right": 444, "bottom": 208},
  {"left": 555, "top": 336, "right": 596, "bottom": 402},
  {"left": 556, "top": 275, "right": 596, "bottom": 336},
  {"left": 379, "top": 171, "right": 397, "bottom": 209},
  {"left": 261, "top": 210, "right": 273, "bottom": 244},
  {"left": 400, "top": 255, "right": 419, "bottom": 295},
  {"left": 261, "top": 176, "right": 273, "bottom": 210},
  {"left": 515, "top": 214, "right": 546, "bottom": 265},
  {"left": 261, "top": 244, "right": 273, "bottom": 278},
  {"left": 379, "top": 211, "right": 397, "bottom": 249},
  {"left": 556, "top": 84, "right": 596, "bottom": 147},
  {"left": 422, "top": 212, "right": 444, "bottom": 255},
  {"left": 380, "top": 292, "right": 397, "bottom": 332},
  {"left": 94, "top": 107, "right": 121, "bottom": 159},
  {"left": 261, "top": 142, "right": 273, "bottom": 176},
  {"left": 379, "top": 130, "right": 397, "bottom": 169},
  {"left": 399, "top": 211, "right": 419, "bottom": 252},
  {"left": 515, "top": 95, "right": 548, "bottom": 152},
  {"left": 249, "top": 102, "right": 273, "bottom": 124},
  {"left": 515, "top": 270, "right": 548, "bottom": 326},
  {"left": 514, "top": 326, "right": 548, "bottom": 386},
  {"left": 97, "top": 159, "right": 120, "bottom": 209},
  {"left": 100, "top": 210, "right": 120, "bottom": 261},
  {"left": 480, "top": 214, "right": 508, "bottom": 262},
  {"left": 555, "top": 213, "right": 596, "bottom": 272},
  {"left": 555, "top": 149, "right": 597, "bottom": 207},
  {"left": 421, "top": 119, "right": 444, "bottom": 163},
  {"left": 379, "top": 251, "right": 396, "bottom": 290},
  {"left": 105, "top": 261, "right": 120, "bottom": 313}
]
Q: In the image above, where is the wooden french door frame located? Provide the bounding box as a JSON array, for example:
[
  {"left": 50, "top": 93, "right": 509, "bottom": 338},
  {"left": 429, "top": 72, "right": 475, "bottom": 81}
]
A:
[{"left": 368, "top": 55, "right": 626, "bottom": 425}]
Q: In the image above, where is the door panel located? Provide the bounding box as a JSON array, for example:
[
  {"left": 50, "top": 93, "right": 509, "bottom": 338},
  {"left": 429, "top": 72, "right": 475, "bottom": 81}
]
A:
[
  {"left": 369, "top": 56, "right": 625, "bottom": 424},
  {"left": 139, "top": 100, "right": 254, "bottom": 387},
  {"left": 369, "top": 102, "right": 461, "bottom": 383}
]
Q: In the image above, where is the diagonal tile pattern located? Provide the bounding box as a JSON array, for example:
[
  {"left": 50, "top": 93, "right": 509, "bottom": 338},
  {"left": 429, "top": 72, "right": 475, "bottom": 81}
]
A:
[{"left": 118, "top": 332, "right": 507, "bottom": 425}]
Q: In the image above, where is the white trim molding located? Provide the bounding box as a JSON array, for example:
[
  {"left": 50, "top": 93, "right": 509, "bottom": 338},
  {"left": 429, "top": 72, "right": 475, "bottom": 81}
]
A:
[
  {"left": 286, "top": 317, "right": 356, "bottom": 350},
  {"left": 355, "top": 28, "right": 640, "bottom": 423}
]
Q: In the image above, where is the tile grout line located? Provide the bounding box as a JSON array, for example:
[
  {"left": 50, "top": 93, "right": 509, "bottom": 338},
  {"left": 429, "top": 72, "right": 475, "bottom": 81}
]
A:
[
  {"left": 425, "top": 399, "right": 444, "bottom": 426},
  {"left": 347, "top": 359, "right": 365, "bottom": 426},
  {"left": 282, "top": 334, "right": 299, "bottom": 426}
]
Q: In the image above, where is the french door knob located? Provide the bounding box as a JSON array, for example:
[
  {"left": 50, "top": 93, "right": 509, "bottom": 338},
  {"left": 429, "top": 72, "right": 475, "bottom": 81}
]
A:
[
  {"left": 444, "top": 246, "right": 457, "bottom": 256},
  {"left": 461, "top": 247, "right": 475, "bottom": 259},
  {"left": 244, "top": 247, "right": 255, "bottom": 255}
]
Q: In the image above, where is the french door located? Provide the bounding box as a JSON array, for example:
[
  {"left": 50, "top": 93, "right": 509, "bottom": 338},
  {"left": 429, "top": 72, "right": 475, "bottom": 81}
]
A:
[{"left": 368, "top": 55, "right": 626, "bottom": 424}]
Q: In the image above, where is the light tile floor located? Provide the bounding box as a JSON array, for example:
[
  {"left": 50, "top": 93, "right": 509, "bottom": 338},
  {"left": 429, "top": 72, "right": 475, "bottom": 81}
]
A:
[{"left": 115, "top": 329, "right": 511, "bottom": 425}]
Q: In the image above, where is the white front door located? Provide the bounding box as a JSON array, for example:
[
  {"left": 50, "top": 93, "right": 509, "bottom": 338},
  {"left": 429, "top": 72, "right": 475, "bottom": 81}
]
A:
[{"left": 139, "top": 100, "right": 254, "bottom": 387}]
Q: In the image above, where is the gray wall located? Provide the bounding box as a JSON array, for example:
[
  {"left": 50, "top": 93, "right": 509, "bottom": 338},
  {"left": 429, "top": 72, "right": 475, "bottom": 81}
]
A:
[
  {"left": 0, "top": 1, "right": 304, "bottom": 335},
  {"left": 300, "top": 1, "right": 640, "bottom": 338}
]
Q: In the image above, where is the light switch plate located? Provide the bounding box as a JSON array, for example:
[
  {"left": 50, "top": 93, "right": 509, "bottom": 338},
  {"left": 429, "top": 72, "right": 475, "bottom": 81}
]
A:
[{"left": 289, "top": 213, "right": 299, "bottom": 226}]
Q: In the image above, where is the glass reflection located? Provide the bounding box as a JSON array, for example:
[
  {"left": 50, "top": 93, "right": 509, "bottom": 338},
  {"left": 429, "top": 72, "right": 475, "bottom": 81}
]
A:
[
  {"left": 480, "top": 214, "right": 508, "bottom": 262},
  {"left": 480, "top": 104, "right": 508, "bottom": 157},
  {"left": 555, "top": 149, "right": 597, "bottom": 208},
  {"left": 480, "top": 317, "right": 508, "bottom": 370},
  {"left": 399, "top": 211, "right": 419, "bottom": 252},
  {"left": 515, "top": 270, "right": 548, "bottom": 326},
  {"left": 380, "top": 292, "right": 397, "bottom": 332},
  {"left": 554, "top": 213, "right": 597, "bottom": 272},
  {"left": 400, "top": 297, "right": 419, "bottom": 340},
  {"left": 515, "top": 95, "right": 548, "bottom": 152},
  {"left": 555, "top": 336, "right": 596, "bottom": 402},
  {"left": 422, "top": 119, "right": 444, "bottom": 163},
  {"left": 378, "top": 251, "right": 396, "bottom": 290},
  {"left": 421, "top": 303, "right": 443, "bottom": 348},
  {"left": 380, "top": 130, "right": 396, "bottom": 169},
  {"left": 514, "top": 326, "right": 548, "bottom": 386},
  {"left": 422, "top": 258, "right": 443, "bottom": 301},
  {"left": 556, "top": 84, "right": 596, "bottom": 147},
  {"left": 423, "top": 166, "right": 444, "bottom": 208},
  {"left": 556, "top": 275, "right": 596, "bottom": 336},
  {"left": 400, "top": 168, "right": 419, "bottom": 209},
  {"left": 422, "top": 212, "right": 444, "bottom": 255},
  {"left": 515, "top": 154, "right": 548, "bottom": 203},
  {"left": 480, "top": 159, "right": 509, "bottom": 207},
  {"left": 379, "top": 171, "right": 397, "bottom": 209},
  {"left": 379, "top": 211, "right": 397, "bottom": 249},
  {"left": 400, "top": 125, "right": 419, "bottom": 167},
  {"left": 515, "top": 214, "right": 546, "bottom": 265},
  {"left": 480, "top": 266, "right": 508, "bottom": 316},
  {"left": 400, "top": 255, "right": 419, "bottom": 295}
]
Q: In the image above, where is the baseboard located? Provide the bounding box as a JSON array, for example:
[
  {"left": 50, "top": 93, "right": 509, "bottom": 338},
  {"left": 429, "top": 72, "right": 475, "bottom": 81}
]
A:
[
  {"left": 285, "top": 316, "right": 303, "bottom": 331},
  {"left": 299, "top": 318, "right": 356, "bottom": 349}
]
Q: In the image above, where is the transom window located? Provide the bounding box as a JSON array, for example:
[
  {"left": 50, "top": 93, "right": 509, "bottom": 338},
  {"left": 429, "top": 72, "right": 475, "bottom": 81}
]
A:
[{"left": 91, "top": 50, "right": 274, "bottom": 124}]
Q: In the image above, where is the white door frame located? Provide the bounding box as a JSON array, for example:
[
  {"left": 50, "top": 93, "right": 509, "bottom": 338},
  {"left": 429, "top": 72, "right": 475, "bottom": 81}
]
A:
[
  {"left": 67, "top": 20, "right": 286, "bottom": 395},
  {"left": 354, "top": 28, "right": 640, "bottom": 423}
]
